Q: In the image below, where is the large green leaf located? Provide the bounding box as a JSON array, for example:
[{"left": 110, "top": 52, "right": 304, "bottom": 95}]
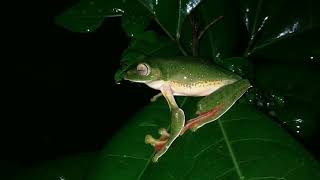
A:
[
  {"left": 91, "top": 98, "right": 320, "bottom": 179},
  {"left": 240, "top": 0, "right": 320, "bottom": 60}
]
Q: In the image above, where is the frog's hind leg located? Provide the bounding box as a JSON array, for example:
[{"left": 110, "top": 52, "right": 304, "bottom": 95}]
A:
[
  {"left": 180, "top": 104, "right": 225, "bottom": 135},
  {"left": 145, "top": 108, "right": 185, "bottom": 162},
  {"left": 180, "top": 79, "right": 251, "bottom": 135},
  {"left": 145, "top": 84, "right": 185, "bottom": 162}
]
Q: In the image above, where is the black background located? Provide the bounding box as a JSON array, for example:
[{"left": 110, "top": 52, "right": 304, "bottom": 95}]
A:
[{"left": 6, "top": 0, "right": 156, "bottom": 168}]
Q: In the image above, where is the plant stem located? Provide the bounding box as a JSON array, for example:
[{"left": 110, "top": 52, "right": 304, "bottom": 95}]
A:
[
  {"left": 197, "top": 16, "right": 223, "bottom": 41},
  {"left": 189, "top": 14, "right": 200, "bottom": 56},
  {"left": 177, "top": 39, "right": 188, "bottom": 56}
]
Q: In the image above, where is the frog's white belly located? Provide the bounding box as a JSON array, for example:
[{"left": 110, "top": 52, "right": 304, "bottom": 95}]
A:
[{"left": 146, "top": 80, "right": 236, "bottom": 96}]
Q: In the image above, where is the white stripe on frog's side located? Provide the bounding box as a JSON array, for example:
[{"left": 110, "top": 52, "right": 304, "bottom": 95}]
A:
[{"left": 146, "top": 79, "right": 237, "bottom": 97}]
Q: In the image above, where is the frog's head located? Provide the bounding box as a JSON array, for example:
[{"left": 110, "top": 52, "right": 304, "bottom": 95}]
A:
[{"left": 124, "top": 62, "right": 162, "bottom": 83}]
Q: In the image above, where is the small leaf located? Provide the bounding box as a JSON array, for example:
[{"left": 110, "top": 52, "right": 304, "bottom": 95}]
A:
[
  {"left": 55, "top": 0, "right": 124, "bottom": 32},
  {"left": 138, "top": 0, "right": 204, "bottom": 39}
]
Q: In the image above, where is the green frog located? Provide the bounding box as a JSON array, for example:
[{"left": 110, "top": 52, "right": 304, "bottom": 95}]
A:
[{"left": 124, "top": 56, "right": 251, "bottom": 162}]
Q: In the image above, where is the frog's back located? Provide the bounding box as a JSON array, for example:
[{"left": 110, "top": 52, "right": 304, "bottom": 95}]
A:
[
  {"left": 146, "top": 57, "right": 242, "bottom": 96},
  {"left": 148, "top": 56, "right": 240, "bottom": 81}
]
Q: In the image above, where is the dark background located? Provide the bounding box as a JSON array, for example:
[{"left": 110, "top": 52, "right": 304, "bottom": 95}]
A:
[{"left": 6, "top": 0, "right": 156, "bottom": 168}]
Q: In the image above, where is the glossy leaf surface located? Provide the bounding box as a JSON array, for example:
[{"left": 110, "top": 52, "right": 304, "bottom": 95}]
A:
[
  {"left": 91, "top": 98, "right": 320, "bottom": 179},
  {"left": 240, "top": 0, "right": 320, "bottom": 60},
  {"left": 254, "top": 63, "right": 320, "bottom": 139},
  {"left": 137, "top": 0, "right": 203, "bottom": 39}
]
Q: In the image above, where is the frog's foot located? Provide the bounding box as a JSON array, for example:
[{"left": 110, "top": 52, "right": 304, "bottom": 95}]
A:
[
  {"left": 145, "top": 128, "right": 170, "bottom": 152},
  {"left": 146, "top": 108, "right": 185, "bottom": 162},
  {"left": 180, "top": 104, "right": 224, "bottom": 135}
]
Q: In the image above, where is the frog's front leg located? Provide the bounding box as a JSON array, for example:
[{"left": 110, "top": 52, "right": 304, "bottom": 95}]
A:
[
  {"left": 150, "top": 92, "right": 162, "bottom": 102},
  {"left": 145, "top": 84, "right": 185, "bottom": 162},
  {"left": 181, "top": 79, "right": 251, "bottom": 135}
]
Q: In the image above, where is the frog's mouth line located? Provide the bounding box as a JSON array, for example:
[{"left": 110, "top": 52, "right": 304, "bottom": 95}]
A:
[{"left": 124, "top": 77, "right": 151, "bottom": 83}]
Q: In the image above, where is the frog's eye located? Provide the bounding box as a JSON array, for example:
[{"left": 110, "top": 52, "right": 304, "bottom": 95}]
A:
[{"left": 137, "top": 63, "right": 150, "bottom": 76}]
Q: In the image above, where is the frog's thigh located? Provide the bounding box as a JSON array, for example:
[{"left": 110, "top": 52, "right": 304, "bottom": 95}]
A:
[{"left": 181, "top": 79, "right": 251, "bottom": 134}]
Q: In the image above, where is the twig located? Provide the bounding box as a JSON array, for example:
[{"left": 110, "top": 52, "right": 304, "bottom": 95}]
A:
[{"left": 198, "top": 16, "right": 223, "bottom": 40}]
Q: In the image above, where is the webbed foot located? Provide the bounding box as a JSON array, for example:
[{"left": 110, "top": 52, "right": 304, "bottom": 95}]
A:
[{"left": 145, "top": 108, "right": 185, "bottom": 162}]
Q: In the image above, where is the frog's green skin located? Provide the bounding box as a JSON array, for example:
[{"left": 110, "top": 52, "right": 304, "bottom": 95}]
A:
[{"left": 124, "top": 56, "right": 251, "bottom": 162}]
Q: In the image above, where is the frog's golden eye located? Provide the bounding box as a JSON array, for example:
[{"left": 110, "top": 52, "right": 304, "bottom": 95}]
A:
[{"left": 137, "top": 63, "right": 150, "bottom": 76}]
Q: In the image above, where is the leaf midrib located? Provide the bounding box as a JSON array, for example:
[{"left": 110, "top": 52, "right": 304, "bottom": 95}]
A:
[{"left": 218, "top": 120, "right": 244, "bottom": 180}]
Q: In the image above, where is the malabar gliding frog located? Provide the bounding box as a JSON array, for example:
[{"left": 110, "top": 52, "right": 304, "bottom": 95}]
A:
[{"left": 124, "top": 56, "right": 251, "bottom": 162}]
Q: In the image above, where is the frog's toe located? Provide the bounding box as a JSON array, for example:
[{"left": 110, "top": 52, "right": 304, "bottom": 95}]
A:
[
  {"left": 145, "top": 128, "right": 171, "bottom": 152},
  {"left": 158, "top": 128, "right": 170, "bottom": 138}
]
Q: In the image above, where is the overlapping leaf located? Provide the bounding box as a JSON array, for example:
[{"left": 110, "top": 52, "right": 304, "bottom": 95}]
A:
[
  {"left": 137, "top": 0, "right": 203, "bottom": 39},
  {"left": 240, "top": 0, "right": 320, "bottom": 61}
]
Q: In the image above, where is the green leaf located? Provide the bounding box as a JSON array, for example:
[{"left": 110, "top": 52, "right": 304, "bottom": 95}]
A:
[
  {"left": 240, "top": 0, "right": 320, "bottom": 60},
  {"left": 181, "top": 0, "right": 241, "bottom": 59},
  {"left": 122, "top": 0, "right": 153, "bottom": 37},
  {"left": 55, "top": 0, "right": 124, "bottom": 32},
  {"left": 138, "top": 0, "right": 204, "bottom": 39},
  {"left": 91, "top": 99, "right": 320, "bottom": 179},
  {"left": 254, "top": 63, "right": 320, "bottom": 139}
]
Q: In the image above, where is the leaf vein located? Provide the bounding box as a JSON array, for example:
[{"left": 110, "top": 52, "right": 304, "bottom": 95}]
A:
[
  {"left": 218, "top": 120, "right": 244, "bottom": 180},
  {"left": 106, "top": 154, "right": 148, "bottom": 161}
]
